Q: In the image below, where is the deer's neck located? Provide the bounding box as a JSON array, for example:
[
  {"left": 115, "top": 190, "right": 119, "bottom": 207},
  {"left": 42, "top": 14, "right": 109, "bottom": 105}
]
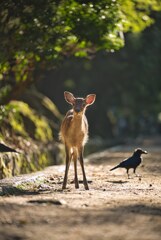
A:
[{"left": 72, "top": 112, "right": 85, "bottom": 126}]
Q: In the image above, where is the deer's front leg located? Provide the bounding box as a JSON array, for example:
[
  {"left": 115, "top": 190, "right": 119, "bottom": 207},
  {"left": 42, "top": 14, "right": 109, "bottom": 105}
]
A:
[
  {"left": 79, "top": 147, "right": 89, "bottom": 190},
  {"left": 62, "top": 145, "right": 71, "bottom": 189},
  {"left": 73, "top": 148, "right": 79, "bottom": 189}
]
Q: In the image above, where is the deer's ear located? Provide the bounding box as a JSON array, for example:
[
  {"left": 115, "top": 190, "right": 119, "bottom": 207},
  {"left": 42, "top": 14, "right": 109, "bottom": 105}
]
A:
[
  {"left": 85, "top": 94, "right": 96, "bottom": 105},
  {"left": 64, "top": 91, "right": 75, "bottom": 105}
]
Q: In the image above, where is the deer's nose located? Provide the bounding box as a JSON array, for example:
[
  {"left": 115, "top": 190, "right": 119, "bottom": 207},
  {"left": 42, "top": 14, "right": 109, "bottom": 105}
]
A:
[
  {"left": 74, "top": 106, "right": 82, "bottom": 113},
  {"left": 75, "top": 108, "right": 81, "bottom": 113}
]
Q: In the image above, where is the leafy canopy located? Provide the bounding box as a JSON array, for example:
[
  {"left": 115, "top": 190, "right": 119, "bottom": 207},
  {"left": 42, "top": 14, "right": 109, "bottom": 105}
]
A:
[{"left": 0, "top": 0, "right": 161, "bottom": 103}]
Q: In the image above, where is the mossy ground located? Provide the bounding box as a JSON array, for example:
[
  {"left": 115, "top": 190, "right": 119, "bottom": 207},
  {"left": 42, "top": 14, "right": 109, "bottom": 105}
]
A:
[{"left": 0, "top": 89, "right": 63, "bottom": 179}]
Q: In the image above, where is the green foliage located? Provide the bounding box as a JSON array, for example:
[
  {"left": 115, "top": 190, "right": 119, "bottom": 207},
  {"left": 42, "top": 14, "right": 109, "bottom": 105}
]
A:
[
  {"left": 2, "top": 100, "right": 53, "bottom": 142},
  {"left": 0, "top": 0, "right": 161, "bottom": 103},
  {"left": 120, "top": 0, "right": 161, "bottom": 32}
]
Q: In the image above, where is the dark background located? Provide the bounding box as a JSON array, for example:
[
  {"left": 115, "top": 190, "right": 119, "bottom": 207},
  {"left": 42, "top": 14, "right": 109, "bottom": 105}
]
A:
[{"left": 37, "top": 11, "right": 161, "bottom": 140}]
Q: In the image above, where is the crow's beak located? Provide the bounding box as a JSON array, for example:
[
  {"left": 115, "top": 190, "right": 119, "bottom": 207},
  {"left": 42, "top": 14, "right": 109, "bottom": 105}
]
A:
[{"left": 143, "top": 150, "right": 148, "bottom": 154}]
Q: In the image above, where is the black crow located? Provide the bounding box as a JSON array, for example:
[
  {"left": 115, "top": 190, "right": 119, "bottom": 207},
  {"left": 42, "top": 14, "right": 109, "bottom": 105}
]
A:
[
  {"left": 0, "top": 143, "right": 18, "bottom": 153},
  {"left": 110, "top": 148, "right": 148, "bottom": 178}
]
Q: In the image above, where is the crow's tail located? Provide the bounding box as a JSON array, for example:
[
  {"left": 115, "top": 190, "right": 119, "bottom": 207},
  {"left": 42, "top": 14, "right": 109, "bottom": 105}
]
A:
[
  {"left": 0, "top": 143, "right": 18, "bottom": 153},
  {"left": 110, "top": 164, "right": 120, "bottom": 171}
]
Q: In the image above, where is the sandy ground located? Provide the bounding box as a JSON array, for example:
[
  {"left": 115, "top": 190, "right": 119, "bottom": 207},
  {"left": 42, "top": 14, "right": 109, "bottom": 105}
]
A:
[{"left": 0, "top": 139, "right": 161, "bottom": 240}]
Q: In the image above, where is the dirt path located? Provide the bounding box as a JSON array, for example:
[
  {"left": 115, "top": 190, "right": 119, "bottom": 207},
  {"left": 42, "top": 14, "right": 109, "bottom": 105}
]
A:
[{"left": 0, "top": 140, "right": 161, "bottom": 240}]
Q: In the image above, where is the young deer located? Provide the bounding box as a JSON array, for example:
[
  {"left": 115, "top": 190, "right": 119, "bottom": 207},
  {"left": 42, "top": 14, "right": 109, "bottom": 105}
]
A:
[{"left": 60, "top": 91, "right": 96, "bottom": 190}]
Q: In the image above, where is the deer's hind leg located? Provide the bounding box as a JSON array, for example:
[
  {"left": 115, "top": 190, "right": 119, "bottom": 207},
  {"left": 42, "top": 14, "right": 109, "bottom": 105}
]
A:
[{"left": 79, "top": 147, "right": 89, "bottom": 190}]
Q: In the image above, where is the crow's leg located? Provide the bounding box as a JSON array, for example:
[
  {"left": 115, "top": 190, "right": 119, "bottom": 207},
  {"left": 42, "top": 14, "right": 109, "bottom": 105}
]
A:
[
  {"left": 133, "top": 168, "right": 141, "bottom": 177},
  {"left": 127, "top": 169, "right": 130, "bottom": 179}
]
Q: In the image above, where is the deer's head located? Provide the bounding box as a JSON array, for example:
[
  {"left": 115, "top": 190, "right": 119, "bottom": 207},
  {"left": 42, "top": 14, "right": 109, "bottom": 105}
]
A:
[{"left": 64, "top": 91, "right": 96, "bottom": 115}]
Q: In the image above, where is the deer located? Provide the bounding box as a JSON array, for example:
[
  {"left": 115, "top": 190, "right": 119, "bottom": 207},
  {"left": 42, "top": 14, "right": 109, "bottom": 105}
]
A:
[{"left": 60, "top": 91, "right": 96, "bottom": 190}]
